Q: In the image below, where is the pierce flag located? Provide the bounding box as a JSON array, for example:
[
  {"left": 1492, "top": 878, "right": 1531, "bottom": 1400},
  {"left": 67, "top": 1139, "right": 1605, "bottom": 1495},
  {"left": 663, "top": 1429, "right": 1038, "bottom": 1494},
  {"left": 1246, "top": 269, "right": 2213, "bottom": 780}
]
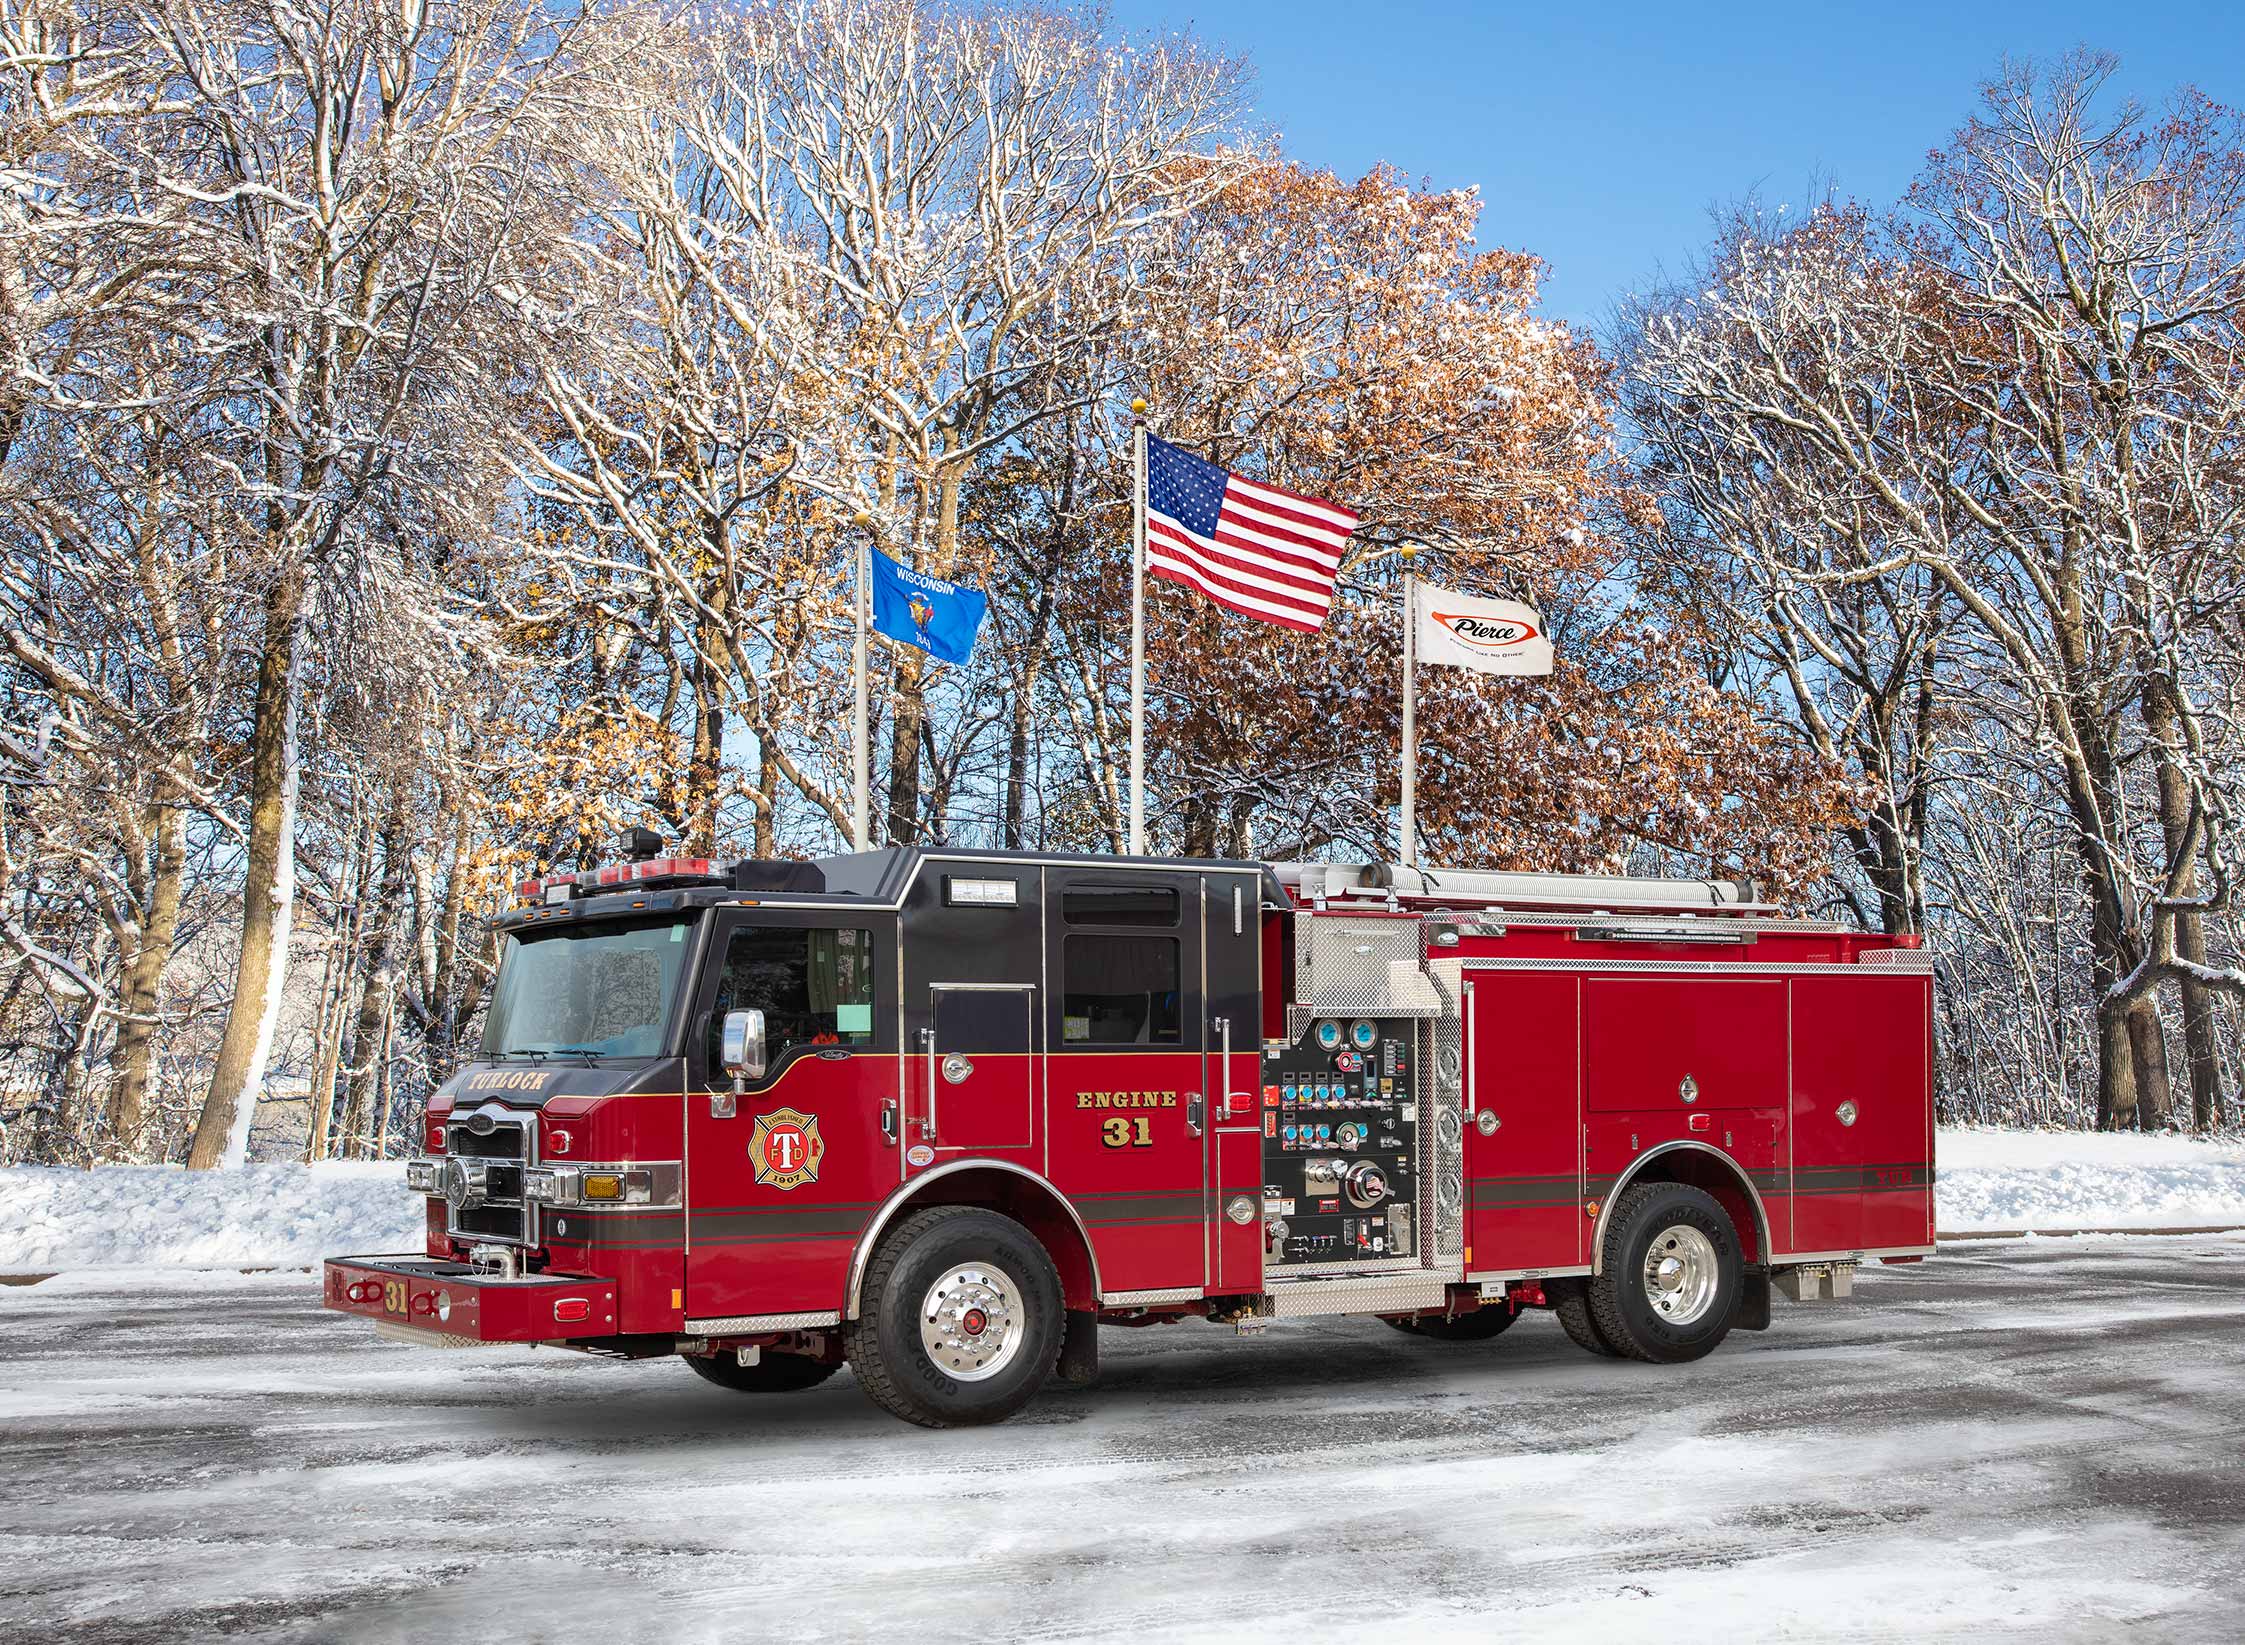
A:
[{"left": 1412, "top": 582, "right": 1554, "bottom": 676}]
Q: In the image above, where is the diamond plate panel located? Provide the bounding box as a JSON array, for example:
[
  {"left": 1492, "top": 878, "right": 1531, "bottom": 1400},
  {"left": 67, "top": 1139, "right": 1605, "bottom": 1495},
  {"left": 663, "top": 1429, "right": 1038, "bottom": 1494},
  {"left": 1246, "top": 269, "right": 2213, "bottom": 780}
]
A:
[
  {"left": 1296, "top": 915, "right": 1443, "bottom": 1017},
  {"left": 685, "top": 1310, "right": 840, "bottom": 1334},
  {"left": 1263, "top": 1272, "right": 1448, "bottom": 1318},
  {"left": 1424, "top": 958, "right": 1467, "bottom": 1259}
]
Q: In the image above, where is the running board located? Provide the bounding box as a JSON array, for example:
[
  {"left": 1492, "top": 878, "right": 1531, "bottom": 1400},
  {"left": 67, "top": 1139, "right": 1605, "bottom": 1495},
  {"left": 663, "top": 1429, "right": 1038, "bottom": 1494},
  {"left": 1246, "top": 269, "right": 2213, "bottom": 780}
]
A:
[{"left": 1263, "top": 1272, "right": 1448, "bottom": 1318}]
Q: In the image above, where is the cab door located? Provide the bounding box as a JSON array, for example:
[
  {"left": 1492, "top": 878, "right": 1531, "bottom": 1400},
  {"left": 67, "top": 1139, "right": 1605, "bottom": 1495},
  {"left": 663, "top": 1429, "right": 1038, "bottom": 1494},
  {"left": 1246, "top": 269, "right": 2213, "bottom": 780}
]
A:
[
  {"left": 899, "top": 864, "right": 1044, "bottom": 1177},
  {"left": 1044, "top": 869, "right": 1208, "bottom": 1295},
  {"left": 683, "top": 911, "right": 898, "bottom": 1324},
  {"left": 924, "top": 983, "right": 1036, "bottom": 1153},
  {"left": 1205, "top": 871, "right": 1265, "bottom": 1294}
]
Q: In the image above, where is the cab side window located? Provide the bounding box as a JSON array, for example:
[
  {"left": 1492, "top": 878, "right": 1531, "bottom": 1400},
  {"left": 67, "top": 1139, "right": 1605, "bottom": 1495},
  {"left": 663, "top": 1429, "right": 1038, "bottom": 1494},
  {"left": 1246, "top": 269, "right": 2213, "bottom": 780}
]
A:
[
  {"left": 1059, "top": 881, "right": 1182, "bottom": 1045},
  {"left": 708, "top": 927, "right": 876, "bottom": 1072}
]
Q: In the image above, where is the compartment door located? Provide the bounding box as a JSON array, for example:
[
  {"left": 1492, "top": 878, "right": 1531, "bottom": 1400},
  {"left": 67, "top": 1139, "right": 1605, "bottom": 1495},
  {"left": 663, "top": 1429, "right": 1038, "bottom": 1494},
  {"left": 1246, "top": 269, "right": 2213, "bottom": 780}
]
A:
[
  {"left": 923, "top": 983, "right": 1036, "bottom": 1156},
  {"left": 1464, "top": 971, "right": 1584, "bottom": 1273}
]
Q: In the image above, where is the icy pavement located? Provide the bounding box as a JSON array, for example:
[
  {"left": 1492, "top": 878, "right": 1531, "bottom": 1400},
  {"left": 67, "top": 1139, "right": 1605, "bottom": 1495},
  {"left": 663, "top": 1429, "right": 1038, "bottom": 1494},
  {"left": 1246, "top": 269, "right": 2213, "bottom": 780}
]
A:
[{"left": 4, "top": 1241, "right": 2243, "bottom": 1643}]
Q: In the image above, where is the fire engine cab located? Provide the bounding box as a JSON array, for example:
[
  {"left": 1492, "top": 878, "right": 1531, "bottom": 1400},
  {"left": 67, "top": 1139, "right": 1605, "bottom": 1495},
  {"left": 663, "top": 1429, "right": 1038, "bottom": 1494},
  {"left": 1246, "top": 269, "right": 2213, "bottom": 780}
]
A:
[{"left": 325, "top": 842, "right": 1934, "bottom": 1427}]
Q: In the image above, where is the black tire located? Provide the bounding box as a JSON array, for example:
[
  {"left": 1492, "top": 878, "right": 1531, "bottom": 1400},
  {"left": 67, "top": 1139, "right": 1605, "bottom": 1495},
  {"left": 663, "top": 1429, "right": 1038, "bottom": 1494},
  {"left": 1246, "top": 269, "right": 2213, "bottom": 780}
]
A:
[
  {"left": 684, "top": 1348, "right": 840, "bottom": 1394},
  {"left": 844, "top": 1205, "right": 1063, "bottom": 1428},
  {"left": 1549, "top": 1280, "right": 1622, "bottom": 1358},
  {"left": 1384, "top": 1306, "right": 1519, "bottom": 1341},
  {"left": 1586, "top": 1182, "right": 1742, "bottom": 1364}
]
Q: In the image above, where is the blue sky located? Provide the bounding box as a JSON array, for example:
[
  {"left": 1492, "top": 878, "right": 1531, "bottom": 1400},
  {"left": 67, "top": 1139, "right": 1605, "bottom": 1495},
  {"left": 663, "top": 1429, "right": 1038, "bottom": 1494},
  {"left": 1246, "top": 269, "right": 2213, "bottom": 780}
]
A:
[{"left": 1118, "top": 1, "right": 2243, "bottom": 332}]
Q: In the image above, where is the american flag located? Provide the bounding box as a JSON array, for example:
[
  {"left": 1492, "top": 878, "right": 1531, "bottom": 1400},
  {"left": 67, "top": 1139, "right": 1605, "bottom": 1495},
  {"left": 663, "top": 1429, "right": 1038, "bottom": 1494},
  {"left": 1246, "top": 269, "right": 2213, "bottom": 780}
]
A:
[{"left": 1143, "top": 434, "right": 1357, "bottom": 633}]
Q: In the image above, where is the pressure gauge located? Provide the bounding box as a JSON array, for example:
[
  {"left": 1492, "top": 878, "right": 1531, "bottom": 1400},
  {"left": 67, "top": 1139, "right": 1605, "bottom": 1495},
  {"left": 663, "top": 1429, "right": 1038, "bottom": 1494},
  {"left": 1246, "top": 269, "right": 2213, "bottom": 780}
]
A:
[
  {"left": 1314, "top": 1020, "right": 1344, "bottom": 1051},
  {"left": 1349, "top": 1020, "right": 1378, "bottom": 1050}
]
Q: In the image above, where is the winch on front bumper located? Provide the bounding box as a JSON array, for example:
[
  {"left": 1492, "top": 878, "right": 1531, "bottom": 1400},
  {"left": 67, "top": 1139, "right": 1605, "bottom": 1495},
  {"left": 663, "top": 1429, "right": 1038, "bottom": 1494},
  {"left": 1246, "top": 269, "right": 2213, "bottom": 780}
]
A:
[{"left": 324, "top": 1254, "right": 619, "bottom": 1345}]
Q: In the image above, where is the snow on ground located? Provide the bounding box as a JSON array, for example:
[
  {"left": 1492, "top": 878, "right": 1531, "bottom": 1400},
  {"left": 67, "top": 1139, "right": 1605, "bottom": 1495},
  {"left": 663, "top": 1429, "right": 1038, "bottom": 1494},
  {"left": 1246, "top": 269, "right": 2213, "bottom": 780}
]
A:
[
  {"left": 0, "top": 1161, "right": 418, "bottom": 1271},
  {"left": 1, "top": 1238, "right": 2241, "bottom": 1643},
  {"left": 1936, "top": 1127, "right": 2245, "bottom": 1232},
  {"left": 4, "top": 1128, "right": 2244, "bottom": 1273}
]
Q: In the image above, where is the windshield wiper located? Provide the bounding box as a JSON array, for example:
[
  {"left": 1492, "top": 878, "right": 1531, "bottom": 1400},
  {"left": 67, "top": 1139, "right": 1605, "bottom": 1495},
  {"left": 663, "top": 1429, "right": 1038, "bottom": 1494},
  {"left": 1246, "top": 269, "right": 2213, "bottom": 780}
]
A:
[{"left": 540, "top": 1046, "right": 606, "bottom": 1064}]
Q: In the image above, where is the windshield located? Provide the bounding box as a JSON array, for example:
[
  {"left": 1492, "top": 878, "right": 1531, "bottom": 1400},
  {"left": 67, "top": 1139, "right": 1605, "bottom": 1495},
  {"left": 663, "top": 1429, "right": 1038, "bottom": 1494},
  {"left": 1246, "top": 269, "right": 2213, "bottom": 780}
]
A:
[{"left": 480, "top": 918, "right": 694, "bottom": 1059}]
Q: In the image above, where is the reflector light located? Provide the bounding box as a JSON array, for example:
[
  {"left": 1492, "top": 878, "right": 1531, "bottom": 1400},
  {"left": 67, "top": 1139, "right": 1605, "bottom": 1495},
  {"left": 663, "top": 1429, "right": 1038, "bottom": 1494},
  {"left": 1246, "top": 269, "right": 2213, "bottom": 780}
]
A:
[
  {"left": 581, "top": 1173, "right": 624, "bottom": 1201},
  {"left": 553, "top": 1297, "right": 592, "bottom": 1324}
]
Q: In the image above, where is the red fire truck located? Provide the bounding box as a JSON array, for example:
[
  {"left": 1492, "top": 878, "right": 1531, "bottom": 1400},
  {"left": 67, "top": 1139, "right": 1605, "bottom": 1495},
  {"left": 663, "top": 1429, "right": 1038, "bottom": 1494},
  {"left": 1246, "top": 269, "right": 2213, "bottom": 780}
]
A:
[{"left": 325, "top": 843, "right": 1934, "bottom": 1426}]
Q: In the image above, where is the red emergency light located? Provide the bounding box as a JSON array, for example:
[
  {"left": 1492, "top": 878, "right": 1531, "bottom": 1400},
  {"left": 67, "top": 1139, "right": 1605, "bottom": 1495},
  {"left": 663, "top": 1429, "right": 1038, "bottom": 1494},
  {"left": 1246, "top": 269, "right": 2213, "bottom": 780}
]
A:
[
  {"left": 512, "top": 857, "right": 720, "bottom": 905},
  {"left": 579, "top": 856, "right": 717, "bottom": 891}
]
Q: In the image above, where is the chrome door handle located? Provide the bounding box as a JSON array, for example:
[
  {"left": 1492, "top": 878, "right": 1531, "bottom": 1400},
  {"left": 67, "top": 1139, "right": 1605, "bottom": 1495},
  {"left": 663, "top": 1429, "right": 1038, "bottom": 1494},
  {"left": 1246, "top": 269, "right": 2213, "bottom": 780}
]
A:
[
  {"left": 919, "top": 1027, "right": 937, "bottom": 1140},
  {"left": 1186, "top": 1093, "right": 1205, "bottom": 1137},
  {"left": 1213, "top": 1013, "right": 1245, "bottom": 1121}
]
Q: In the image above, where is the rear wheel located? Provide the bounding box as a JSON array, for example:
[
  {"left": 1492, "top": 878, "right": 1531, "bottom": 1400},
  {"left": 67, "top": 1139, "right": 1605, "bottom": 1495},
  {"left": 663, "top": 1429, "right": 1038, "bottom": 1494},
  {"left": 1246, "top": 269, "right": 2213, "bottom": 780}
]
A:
[
  {"left": 1384, "top": 1306, "right": 1518, "bottom": 1341},
  {"left": 844, "top": 1205, "right": 1063, "bottom": 1428},
  {"left": 1549, "top": 1280, "right": 1621, "bottom": 1358},
  {"left": 1586, "top": 1182, "right": 1742, "bottom": 1364},
  {"left": 684, "top": 1349, "right": 839, "bottom": 1394}
]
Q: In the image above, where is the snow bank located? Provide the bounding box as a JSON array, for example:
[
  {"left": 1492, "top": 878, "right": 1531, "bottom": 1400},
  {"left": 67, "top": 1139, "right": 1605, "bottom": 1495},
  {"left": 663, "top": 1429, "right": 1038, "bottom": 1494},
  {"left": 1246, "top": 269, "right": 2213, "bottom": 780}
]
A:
[
  {"left": 1935, "top": 1127, "right": 2245, "bottom": 1232},
  {"left": 5, "top": 1129, "right": 2245, "bottom": 1271},
  {"left": 0, "top": 1162, "right": 419, "bottom": 1271}
]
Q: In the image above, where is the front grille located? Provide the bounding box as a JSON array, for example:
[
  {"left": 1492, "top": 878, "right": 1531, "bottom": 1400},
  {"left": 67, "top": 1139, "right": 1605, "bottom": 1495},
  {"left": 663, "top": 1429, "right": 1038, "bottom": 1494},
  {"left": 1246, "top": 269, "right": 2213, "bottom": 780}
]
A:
[{"left": 445, "top": 1106, "right": 534, "bottom": 1245}]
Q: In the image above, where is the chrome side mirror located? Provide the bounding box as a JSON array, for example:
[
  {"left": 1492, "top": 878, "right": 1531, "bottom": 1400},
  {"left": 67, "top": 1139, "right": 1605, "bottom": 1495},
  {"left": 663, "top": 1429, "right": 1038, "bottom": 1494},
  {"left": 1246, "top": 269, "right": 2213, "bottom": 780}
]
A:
[{"left": 721, "top": 1008, "right": 767, "bottom": 1082}]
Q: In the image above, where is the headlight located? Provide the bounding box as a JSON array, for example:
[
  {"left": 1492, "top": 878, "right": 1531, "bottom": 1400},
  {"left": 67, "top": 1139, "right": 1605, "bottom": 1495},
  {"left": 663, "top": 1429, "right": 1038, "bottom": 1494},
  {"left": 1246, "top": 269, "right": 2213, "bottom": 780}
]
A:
[
  {"left": 523, "top": 1166, "right": 578, "bottom": 1205},
  {"left": 405, "top": 1159, "right": 439, "bottom": 1194},
  {"left": 526, "top": 1165, "right": 652, "bottom": 1206}
]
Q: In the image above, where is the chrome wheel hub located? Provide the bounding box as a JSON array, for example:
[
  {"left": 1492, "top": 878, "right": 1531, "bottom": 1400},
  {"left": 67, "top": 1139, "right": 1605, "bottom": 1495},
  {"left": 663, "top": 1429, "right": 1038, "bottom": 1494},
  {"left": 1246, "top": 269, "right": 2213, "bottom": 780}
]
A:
[
  {"left": 1641, "top": 1224, "right": 1720, "bottom": 1325},
  {"left": 919, "top": 1263, "right": 1025, "bottom": 1382}
]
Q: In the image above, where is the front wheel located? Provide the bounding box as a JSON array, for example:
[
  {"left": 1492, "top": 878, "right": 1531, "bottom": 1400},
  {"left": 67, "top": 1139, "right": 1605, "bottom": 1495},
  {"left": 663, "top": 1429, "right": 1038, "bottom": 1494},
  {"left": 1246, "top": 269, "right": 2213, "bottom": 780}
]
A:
[
  {"left": 684, "top": 1348, "right": 840, "bottom": 1394},
  {"left": 1586, "top": 1182, "right": 1742, "bottom": 1364},
  {"left": 844, "top": 1205, "right": 1063, "bottom": 1428}
]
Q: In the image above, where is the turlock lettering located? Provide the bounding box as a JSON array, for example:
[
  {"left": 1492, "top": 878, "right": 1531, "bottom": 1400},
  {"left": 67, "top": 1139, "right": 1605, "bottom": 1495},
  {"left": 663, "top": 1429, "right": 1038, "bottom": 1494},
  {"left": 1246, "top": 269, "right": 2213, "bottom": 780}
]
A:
[
  {"left": 1075, "top": 1091, "right": 1179, "bottom": 1110},
  {"left": 466, "top": 1070, "right": 552, "bottom": 1092}
]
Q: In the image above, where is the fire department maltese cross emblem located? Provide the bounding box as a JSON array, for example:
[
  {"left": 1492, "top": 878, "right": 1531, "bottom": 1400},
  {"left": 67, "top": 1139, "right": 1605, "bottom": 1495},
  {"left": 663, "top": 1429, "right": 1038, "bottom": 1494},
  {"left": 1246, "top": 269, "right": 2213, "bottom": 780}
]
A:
[{"left": 750, "top": 1107, "right": 825, "bottom": 1191}]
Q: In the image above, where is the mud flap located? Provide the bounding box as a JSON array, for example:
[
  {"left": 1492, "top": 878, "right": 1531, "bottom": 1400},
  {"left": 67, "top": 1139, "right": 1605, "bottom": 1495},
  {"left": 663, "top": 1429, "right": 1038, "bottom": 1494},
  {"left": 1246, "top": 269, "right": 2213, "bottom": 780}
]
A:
[
  {"left": 1057, "top": 1309, "right": 1099, "bottom": 1385},
  {"left": 1733, "top": 1268, "right": 1772, "bottom": 1332}
]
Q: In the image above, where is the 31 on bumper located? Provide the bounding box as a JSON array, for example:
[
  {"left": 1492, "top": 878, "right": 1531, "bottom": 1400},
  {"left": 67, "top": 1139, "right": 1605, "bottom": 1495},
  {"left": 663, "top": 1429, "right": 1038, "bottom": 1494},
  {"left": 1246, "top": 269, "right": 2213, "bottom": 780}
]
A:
[{"left": 323, "top": 1254, "right": 618, "bottom": 1343}]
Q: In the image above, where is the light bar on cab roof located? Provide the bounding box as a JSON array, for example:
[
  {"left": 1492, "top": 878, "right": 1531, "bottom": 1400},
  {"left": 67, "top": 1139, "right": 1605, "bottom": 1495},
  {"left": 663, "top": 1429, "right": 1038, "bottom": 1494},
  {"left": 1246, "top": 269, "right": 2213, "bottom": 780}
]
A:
[
  {"left": 578, "top": 856, "right": 718, "bottom": 890},
  {"left": 512, "top": 857, "right": 721, "bottom": 906}
]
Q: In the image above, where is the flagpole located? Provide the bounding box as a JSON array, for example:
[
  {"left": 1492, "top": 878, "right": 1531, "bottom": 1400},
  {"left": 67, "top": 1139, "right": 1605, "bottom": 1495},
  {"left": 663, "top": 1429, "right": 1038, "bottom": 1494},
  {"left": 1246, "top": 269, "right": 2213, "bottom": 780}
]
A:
[
  {"left": 1128, "top": 399, "right": 1148, "bottom": 857},
  {"left": 1400, "top": 542, "right": 1419, "bottom": 870},
  {"left": 850, "top": 510, "right": 871, "bottom": 851}
]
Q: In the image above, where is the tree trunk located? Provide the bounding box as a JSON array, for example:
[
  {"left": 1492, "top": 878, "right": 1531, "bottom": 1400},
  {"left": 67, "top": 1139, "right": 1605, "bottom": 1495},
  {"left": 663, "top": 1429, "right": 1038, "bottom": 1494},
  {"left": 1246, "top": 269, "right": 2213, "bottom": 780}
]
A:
[
  {"left": 885, "top": 645, "right": 926, "bottom": 845},
  {"left": 2125, "top": 999, "right": 2174, "bottom": 1131},
  {"left": 684, "top": 537, "right": 730, "bottom": 856},
  {"left": 2142, "top": 672, "right": 2226, "bottom": 1130},
  {"left": 107, "top": 799, "right": 186, "bottom": 1155},
  {"left": 187, "top": 568, "right": 308, "bottom": 1169},
  {"left": 306, "top": 811, "right": 375, "bottom": 1162},
  {"left": 2178, "top": 916, "right": 2225, "bottom": 1130},
  {"left": 2094, "top": 989, "right": 2138, "bottom": 1132},
  {"left": 342, "top": 806, "right": 409, "bottom": 1159}
]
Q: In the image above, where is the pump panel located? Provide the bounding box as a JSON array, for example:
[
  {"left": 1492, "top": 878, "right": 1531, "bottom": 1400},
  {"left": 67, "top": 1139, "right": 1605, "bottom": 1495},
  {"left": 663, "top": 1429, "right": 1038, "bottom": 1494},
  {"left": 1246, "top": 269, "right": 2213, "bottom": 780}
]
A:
[{"left": 1259, "top": 1018, "right": 1420, "bottom": 1268}]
